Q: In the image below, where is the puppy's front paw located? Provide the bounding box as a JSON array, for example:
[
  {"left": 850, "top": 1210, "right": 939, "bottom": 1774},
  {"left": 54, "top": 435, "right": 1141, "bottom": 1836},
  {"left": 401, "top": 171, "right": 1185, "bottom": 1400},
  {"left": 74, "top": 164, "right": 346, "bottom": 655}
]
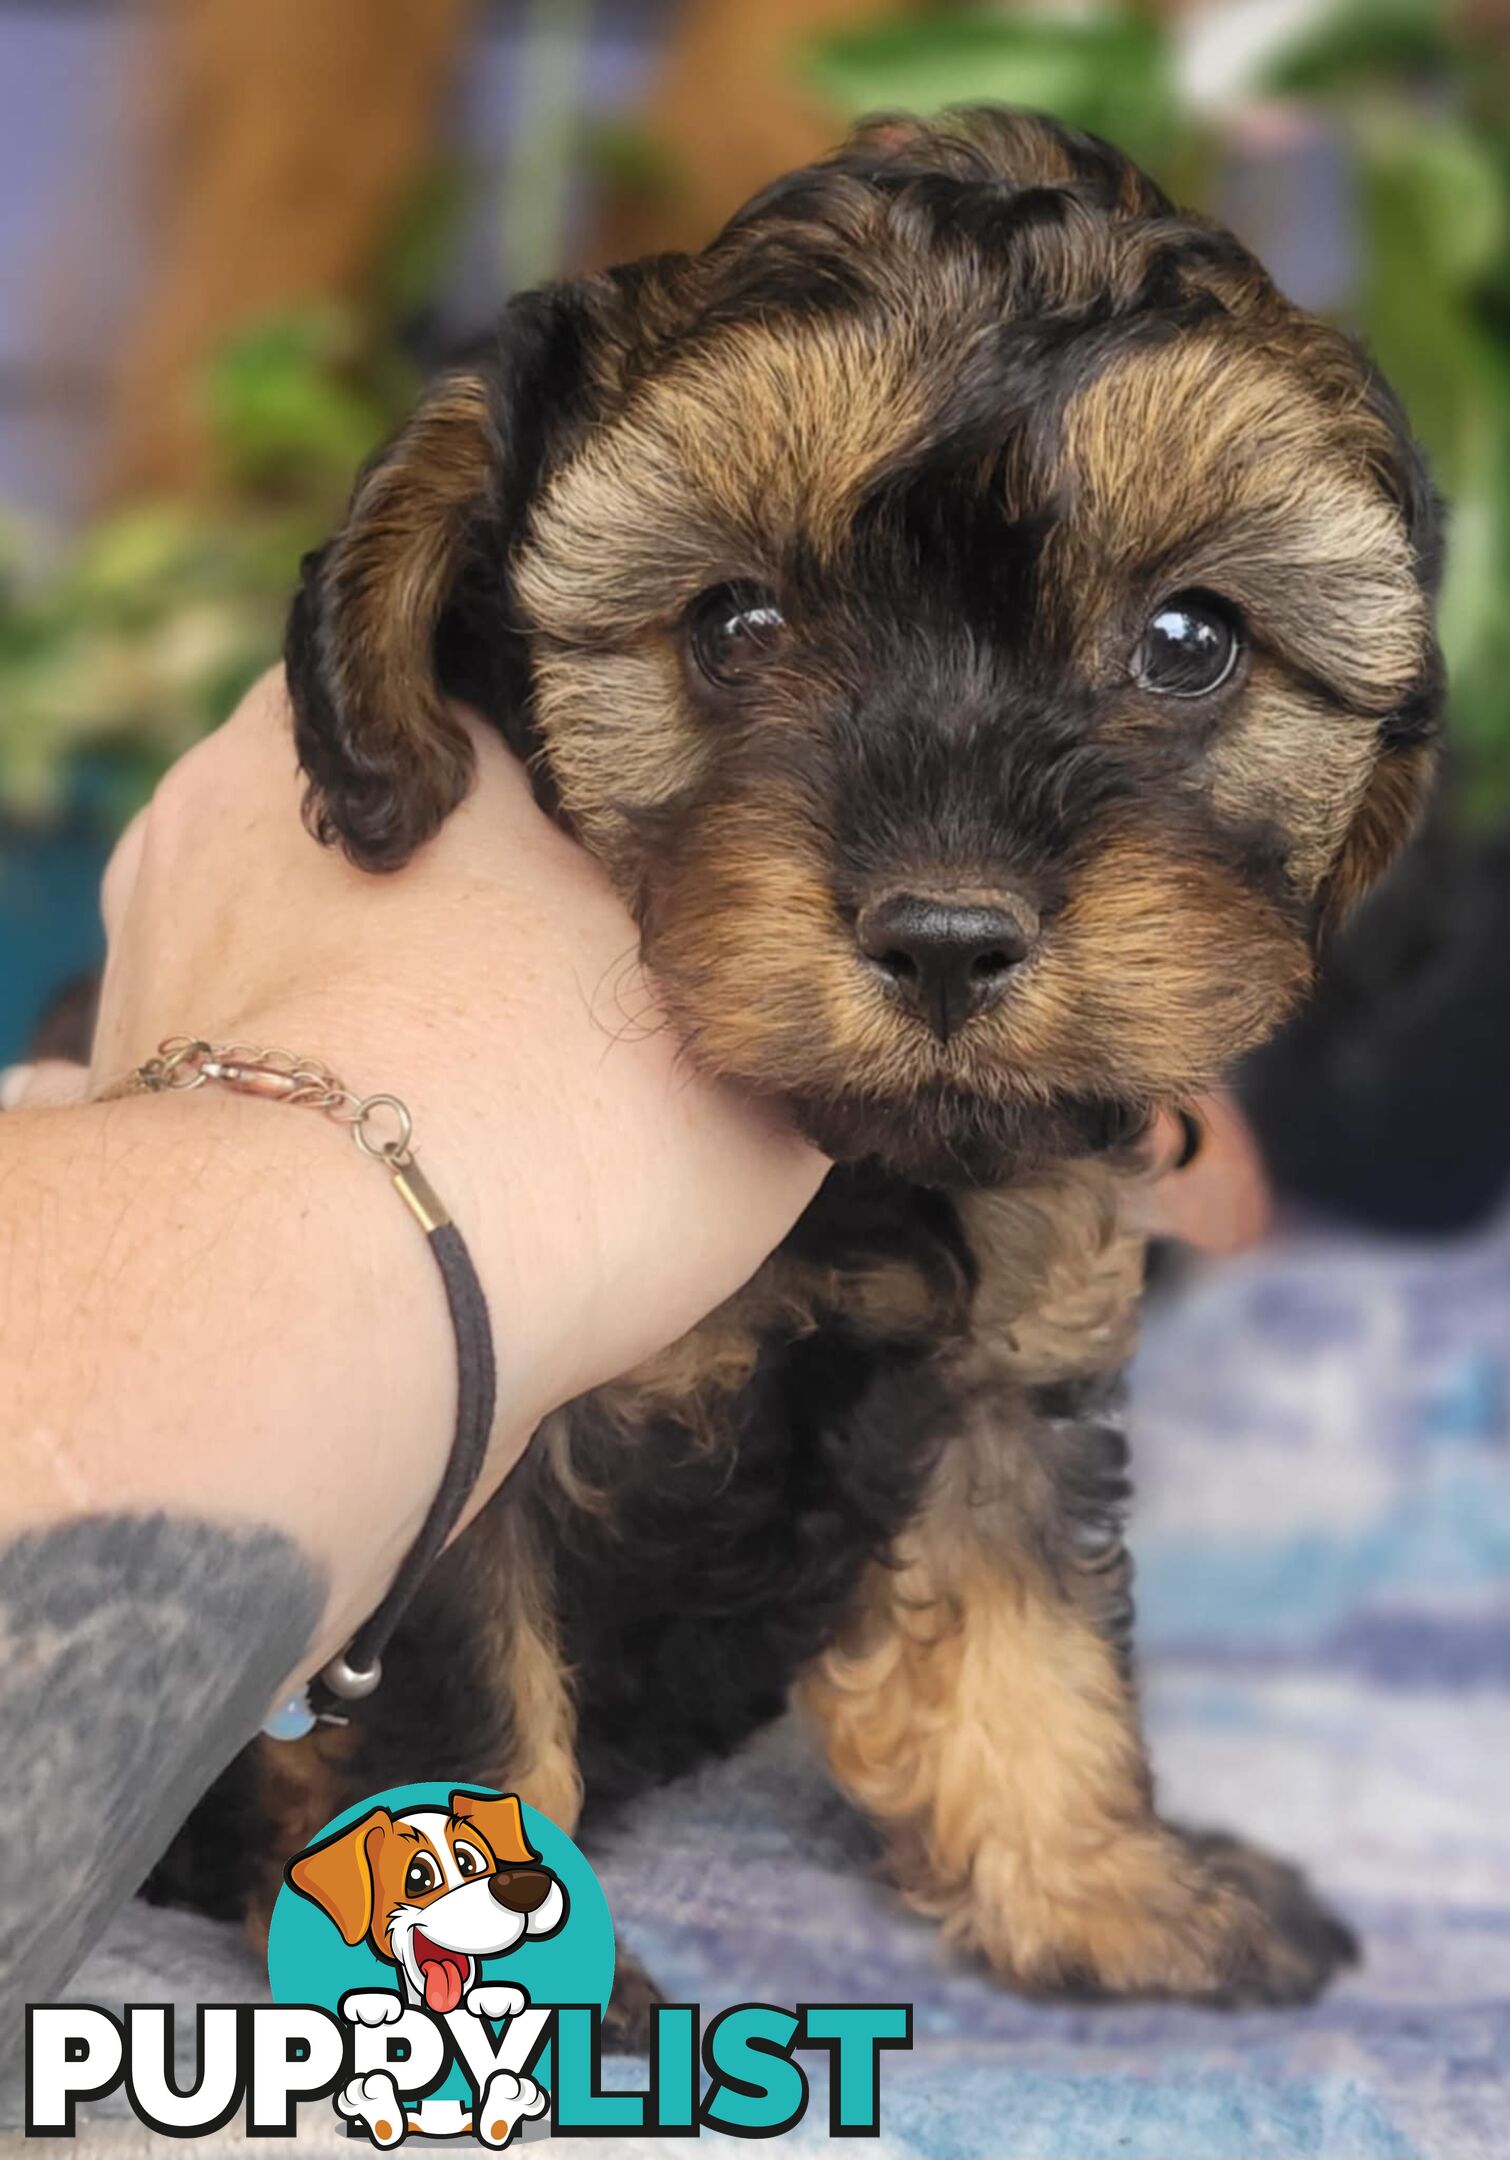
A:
[
  {"left": 466, "top": 1981, "right": 530, "bottom": 2023},
  {"left": 340, "top": 1989, "right": 405, "bottom": 2028},
  {"left": 335, "top": 2071, "right": 407, "bottom": 2147},
  {"left": 1175, "top": 1827, "right": 1359, "bottom": 2007},
  {"left": 961, "top": 1821, "right": 1357, "bottom": 2008},
  {"left": 475, "top": 2070, "right": 548, "bottom": 2149}
]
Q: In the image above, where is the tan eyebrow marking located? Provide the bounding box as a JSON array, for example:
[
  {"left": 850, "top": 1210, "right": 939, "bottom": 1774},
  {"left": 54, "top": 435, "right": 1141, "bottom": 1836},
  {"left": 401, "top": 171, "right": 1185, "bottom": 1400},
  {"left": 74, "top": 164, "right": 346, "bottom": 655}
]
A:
[{"left": 1051, "top": 332, "right": 1423, "bottom": 712}]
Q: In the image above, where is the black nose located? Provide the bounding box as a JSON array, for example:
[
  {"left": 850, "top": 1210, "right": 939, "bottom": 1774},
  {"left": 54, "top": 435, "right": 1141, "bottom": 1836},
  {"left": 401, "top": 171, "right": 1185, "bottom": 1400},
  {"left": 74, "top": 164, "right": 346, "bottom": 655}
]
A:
[
  {"left": 857, "top": 894, "right": 1035, "bottom": 1041},
  {"left": 488, "top": 1867, "right": 553, "bottom": 1914}
]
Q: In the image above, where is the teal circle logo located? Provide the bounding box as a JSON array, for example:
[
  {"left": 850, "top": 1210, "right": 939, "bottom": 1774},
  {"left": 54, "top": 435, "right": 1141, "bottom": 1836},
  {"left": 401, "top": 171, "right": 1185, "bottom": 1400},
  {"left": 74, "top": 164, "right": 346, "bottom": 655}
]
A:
[{"left": 267, "top": 1783, "right": 614, "bottom": 2127}]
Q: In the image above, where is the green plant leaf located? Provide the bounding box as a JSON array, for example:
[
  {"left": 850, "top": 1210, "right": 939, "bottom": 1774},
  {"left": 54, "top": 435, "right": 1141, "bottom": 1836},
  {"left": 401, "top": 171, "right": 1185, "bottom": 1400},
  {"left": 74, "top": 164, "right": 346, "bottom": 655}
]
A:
[
  {"left": 581, "top": 116, "right": 685, "bottom": 199},
  {"left": 1363, "top": 113, "right": 1504, "bottom": 295},
  {"left": 802, "top": 8, "right": 1181, "bottom": 166},
  {"left": 1264, "top": 0, "right": 1458, "bottom": 98},
  {"left": 376, "top": 161, "right": 468, "bottom": 320},
  {"left": 202, "top": 307, "right": 410, "bottom": 495}
]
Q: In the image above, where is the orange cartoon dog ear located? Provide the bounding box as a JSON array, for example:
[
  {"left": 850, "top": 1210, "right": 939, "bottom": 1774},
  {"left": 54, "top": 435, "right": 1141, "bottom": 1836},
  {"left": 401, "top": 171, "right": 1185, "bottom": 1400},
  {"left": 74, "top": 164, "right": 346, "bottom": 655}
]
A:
[
  {"left": 285, "top": 1807, "right": 393, "bottom": 1945},
  {"left": 449, "top": 1790, "right": 536, "bottom": 1868}
]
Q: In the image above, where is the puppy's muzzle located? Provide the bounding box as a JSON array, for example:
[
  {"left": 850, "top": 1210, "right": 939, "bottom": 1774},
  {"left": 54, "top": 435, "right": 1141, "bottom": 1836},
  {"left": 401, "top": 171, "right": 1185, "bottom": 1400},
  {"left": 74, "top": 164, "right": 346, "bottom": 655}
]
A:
[
  {"left": 489, "top": 1866, "right": 555, "bottom": 1914},
  {"left": 858, "top": 892, "right": 1038, "bottom": 1041}
]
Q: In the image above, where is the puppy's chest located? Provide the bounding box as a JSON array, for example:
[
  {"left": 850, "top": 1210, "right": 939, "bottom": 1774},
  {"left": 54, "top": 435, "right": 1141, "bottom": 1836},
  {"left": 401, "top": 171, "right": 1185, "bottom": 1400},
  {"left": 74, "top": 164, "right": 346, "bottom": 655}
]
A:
[
  {"left": 547, "top": 1157, "right": 1144, "bottom": 1477},
  {"left": 519, "top": 1158, "right": 1143, "bottom": 1804}
]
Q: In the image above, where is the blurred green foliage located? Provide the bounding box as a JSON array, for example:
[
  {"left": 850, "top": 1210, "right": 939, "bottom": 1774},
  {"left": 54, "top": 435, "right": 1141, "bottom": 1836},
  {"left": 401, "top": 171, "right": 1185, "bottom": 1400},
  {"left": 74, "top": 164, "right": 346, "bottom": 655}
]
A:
[
  {"left": 0, "top": 294, "right": 426, "bottom": 824},
  {"left": 0, "top": 502, "right": 294, "bottom": 825},
  {"left": 0, "top": 252, "right": 427, "bottom": 826},
  {"left": 1268, "top": 0, "right": 1510, "bottom": 821},
  {"left": 1, "top": 0, "right": 1506, "bottom": 829},
  {"left": 807, "top": 10, "right": 1186, "bottom": 174},
  {"left": 808, "top": 0, "right": 1510, "bottom": 821}
]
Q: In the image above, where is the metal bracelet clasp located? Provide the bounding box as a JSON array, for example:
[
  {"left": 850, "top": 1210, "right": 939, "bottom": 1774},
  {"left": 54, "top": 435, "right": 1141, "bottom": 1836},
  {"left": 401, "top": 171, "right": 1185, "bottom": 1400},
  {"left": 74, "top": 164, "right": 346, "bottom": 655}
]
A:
[
  {"left": 122, "top": 1042, "right": 432, "bottom": 1222},
  {"left": 202, "top": 1056, "right": 316, "bottom": 1101}
]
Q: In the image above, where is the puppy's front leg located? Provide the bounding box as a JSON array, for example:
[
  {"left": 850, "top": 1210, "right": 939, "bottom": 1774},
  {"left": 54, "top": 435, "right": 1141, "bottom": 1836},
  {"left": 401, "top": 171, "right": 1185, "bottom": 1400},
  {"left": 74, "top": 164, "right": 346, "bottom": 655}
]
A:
[
  {"left": 800, "top": 1379, "right": 1355, "bottom": 2005},
  {"left": 335, "top": 2070, "right": 408, "bottom": 2147},
  {"left": 475, "top": 2070, "right": 550, "bottom": 2149}
]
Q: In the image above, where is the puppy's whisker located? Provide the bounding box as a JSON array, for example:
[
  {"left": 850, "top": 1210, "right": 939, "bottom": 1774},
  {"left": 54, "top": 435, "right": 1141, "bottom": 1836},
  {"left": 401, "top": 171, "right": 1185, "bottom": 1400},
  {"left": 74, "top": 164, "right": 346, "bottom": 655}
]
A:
[{"left": 580, "top": 945, "right": 671, "bottom": 1055}]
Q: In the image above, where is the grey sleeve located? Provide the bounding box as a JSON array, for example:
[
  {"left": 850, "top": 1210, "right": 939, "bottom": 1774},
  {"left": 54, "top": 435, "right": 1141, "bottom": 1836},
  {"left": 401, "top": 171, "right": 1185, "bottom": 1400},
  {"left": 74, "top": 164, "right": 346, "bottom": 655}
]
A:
[{"left": 0, "top": 1512, "right": 325, "bottom": 2092}]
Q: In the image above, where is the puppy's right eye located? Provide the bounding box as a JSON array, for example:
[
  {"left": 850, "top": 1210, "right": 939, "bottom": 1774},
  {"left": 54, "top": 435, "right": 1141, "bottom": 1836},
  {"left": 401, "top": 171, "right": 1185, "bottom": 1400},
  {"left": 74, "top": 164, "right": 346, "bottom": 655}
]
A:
[
  {"left": 1133, "top": 591, "right": 1242, "bottom": 699},
  {"left": 404, "top": 1855, "right": 440, "bottom": 1899},
  {"left": 686, "top": 582, "right": 786, "bottom": 687}
]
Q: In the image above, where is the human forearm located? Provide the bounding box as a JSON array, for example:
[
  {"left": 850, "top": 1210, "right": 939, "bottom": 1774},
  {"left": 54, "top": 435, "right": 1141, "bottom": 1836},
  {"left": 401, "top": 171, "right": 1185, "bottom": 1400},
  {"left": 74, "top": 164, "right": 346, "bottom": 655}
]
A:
[
  {"left": 0, "top": 1073, "right": 556, "bottom": 2086},
  {"left": 0, "top": 1086, "right": 467, "bottom": 1664},
  {"left": 0, "top": 673, "right": 825, "bottom": 2087}
]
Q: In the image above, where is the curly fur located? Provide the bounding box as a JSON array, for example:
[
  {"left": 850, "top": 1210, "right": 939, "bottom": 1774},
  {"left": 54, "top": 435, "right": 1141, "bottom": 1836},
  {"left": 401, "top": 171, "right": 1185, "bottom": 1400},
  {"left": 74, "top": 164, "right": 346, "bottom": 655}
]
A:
[{"left": 156, "top": 108, "right": 1440, "bottom": 2020}]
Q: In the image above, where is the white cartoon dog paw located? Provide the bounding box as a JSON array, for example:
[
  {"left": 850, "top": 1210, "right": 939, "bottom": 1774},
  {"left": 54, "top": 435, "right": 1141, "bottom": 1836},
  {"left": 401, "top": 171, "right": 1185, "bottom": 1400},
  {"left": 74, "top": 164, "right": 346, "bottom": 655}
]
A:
[
  {"left": 474, "top": 2070, "right": 548, "bottom": 2149},
  {"left": 339, "top": 1990, "right": 405, "bottom": 2028},
  {"left": 335, "top": 2071, "right": 407, "bottom": 2147},
  {"left": 465, "top": 1981, "right": 530, "bottom": 2023}
]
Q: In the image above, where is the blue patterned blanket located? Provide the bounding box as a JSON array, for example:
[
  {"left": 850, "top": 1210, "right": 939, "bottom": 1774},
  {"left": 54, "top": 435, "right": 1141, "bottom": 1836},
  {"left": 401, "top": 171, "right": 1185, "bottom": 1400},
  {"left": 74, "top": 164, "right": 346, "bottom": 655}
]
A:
[
  {"left": 590, "top": 1220, "right": 1510, "bottom": 2159},
  {"left": 28, "top": 1219, "right": 1510, "bottom": 2154}
]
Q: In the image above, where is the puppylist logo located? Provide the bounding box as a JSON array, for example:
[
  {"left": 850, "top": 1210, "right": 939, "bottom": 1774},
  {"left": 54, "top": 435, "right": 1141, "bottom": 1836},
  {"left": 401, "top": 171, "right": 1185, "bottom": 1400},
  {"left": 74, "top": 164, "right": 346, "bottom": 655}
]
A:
[{"left": 26, "top": 1783, "right": 912, "bottom": 2143}]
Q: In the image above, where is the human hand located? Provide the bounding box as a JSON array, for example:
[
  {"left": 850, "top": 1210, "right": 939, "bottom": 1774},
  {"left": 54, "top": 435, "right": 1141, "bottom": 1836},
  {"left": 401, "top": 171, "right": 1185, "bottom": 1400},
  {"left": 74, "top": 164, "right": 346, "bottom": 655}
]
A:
[
  {"left": 78, "top": 669, "right": 828, "bottom": 1430},
  {"left": 1128, "top": 1094, "right": 1273, "bottom": 1255},
  {"left": 0, "top": 674, "right": 824, "bottom": 2010}
]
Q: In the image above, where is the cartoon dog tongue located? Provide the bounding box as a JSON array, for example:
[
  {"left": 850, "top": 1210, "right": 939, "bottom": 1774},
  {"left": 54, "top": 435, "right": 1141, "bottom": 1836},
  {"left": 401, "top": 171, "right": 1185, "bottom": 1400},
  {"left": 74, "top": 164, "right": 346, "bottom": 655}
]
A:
[{"left": 421, "top": 1950, "right": 464, "bottom": 2015}]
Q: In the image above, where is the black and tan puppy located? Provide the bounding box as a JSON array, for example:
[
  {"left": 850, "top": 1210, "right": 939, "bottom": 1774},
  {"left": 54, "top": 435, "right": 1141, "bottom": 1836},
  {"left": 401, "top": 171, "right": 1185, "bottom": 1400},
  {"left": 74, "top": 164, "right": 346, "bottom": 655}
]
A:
[{"left": 166, "top": 109, "right": 1442, "bottom": 2014}]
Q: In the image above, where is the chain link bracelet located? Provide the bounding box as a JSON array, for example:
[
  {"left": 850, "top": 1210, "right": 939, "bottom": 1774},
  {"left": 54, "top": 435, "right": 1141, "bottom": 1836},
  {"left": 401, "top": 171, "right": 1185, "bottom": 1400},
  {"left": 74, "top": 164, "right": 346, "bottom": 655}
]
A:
[{"left": 106, "top": 1037, "right": 497, "bottom": 1726}]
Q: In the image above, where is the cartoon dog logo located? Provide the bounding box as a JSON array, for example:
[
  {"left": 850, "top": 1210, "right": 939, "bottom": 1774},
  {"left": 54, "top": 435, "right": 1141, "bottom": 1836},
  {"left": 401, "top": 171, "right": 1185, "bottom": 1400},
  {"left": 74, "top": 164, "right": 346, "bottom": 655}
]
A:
[{"left": 287, "top": 1789, "right": 567, "bottom": 2146}]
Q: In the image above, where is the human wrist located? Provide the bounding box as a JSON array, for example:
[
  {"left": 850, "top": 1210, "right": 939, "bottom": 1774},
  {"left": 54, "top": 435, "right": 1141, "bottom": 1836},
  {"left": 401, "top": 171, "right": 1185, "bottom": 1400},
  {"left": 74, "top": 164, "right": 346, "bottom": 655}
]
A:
[
  {"left": 123, "top": 997, "right": 585, "bottom": 1446},
  {"left": 6, "top": 1075, "right": 473, "bottom": 1672}
]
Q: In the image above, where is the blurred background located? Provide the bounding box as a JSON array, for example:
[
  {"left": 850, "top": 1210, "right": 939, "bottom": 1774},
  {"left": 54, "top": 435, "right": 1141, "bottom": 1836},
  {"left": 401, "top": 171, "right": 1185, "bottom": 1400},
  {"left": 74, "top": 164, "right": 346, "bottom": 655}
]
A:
[
  {"left": 1, "top": 0, "right": 1509, "bottom": 1237},
  {"left": 7, "top": 10, "right": 1508, "bottom": 2151}
]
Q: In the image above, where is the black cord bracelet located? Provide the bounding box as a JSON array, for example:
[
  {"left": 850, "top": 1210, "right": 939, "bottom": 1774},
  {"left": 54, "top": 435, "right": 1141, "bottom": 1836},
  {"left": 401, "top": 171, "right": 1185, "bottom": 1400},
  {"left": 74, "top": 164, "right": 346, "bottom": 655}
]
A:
[
  {"left": 315, "top": 1215, "right": 497, "bottom": 1705},
  {"left": 110, "top": 1037, "right": 497, "bottom": 1723}
]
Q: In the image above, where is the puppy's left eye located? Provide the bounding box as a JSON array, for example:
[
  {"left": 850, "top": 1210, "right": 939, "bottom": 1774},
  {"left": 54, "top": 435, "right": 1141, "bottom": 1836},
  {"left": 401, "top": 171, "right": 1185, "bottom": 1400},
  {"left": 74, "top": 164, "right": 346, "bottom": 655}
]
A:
[
  {"left": 453, "top": 1841, "right": 487, "bottom": 1878},
  {"left": 1134, "top": 592, "right": 1242, "bottom": 698},
  {"left": 686, "top": 582, "right": 786, "bottom": 687},
  {"left": 404, "top": 1855, "right": 440, "bottom": 1899}
]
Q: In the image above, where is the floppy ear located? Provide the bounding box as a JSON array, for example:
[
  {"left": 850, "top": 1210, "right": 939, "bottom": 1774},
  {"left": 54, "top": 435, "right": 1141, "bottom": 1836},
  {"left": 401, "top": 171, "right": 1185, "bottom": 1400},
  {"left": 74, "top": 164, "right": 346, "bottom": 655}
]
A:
[
  {"left": 1321, "top": 375, "right": 1445, "bottom": 932},
  {"left": 286, "top": 283, "right": 607, "bottom": 872},
  {"left": 285, "top": 1806, "right": 392, "bottom": 1945},
  {"left": 448, "top": 1789, "right": 538, "bottom": 1868},
  {"left": 1322, "top": 738, "right": 1438, "bottom": 930}
]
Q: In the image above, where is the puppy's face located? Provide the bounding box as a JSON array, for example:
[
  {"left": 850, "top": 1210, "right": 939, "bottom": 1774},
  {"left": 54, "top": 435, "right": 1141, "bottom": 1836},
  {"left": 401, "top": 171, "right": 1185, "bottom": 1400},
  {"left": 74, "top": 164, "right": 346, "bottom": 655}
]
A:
[
  {"left": 291, "top": 111, "right": 1442, "bottom": 1185},
  {"left": 286, "top": 1790, "right": 566, "bottom": 2013}
]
